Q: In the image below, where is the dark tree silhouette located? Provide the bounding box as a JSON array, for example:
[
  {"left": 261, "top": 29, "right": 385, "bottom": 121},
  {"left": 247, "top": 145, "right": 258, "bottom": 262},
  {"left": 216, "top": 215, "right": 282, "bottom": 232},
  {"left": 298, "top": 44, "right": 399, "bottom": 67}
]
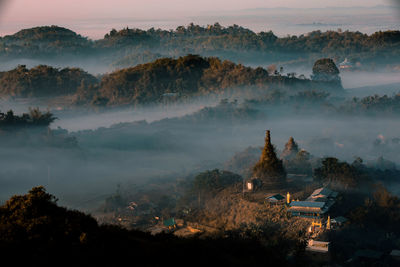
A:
[
  {"left": 311, "top": 58, "right": 342, "bottom": 87},
  {"left": 0, "top": 186, "right": 295, "bottom": 266},
  {"left": 0, "top": 108, "right": 56, "bottom": 128}
]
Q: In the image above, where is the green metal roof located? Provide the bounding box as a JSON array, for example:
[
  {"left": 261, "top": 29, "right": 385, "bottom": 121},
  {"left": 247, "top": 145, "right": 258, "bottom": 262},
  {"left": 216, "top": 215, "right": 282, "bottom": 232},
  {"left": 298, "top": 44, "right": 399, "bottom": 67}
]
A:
[{"left": 163, "top": 218, "right": 176, "bottom": 227}]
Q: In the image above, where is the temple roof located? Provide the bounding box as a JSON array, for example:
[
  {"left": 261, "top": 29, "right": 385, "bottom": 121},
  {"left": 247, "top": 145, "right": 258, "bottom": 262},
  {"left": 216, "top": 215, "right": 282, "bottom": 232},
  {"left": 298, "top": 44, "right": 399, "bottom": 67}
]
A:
[{"left": 290, "top": 201, "right": 325, "bottom": 208}]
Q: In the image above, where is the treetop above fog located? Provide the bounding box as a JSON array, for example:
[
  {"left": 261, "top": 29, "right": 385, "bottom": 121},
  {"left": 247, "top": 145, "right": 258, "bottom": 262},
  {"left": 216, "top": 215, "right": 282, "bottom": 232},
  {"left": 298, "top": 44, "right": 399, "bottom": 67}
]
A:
[
  {"left": 0, "top": 65, "right": 97, "bottom": 97},
  {"left": 312, "top": 58, "right": 340, "bottom": 75},
  {"left": 0, "top": 108, "right": 56, "bottom": 128},
  {"left": 311, "top": 58, "right": 341, "bottom": 85}
]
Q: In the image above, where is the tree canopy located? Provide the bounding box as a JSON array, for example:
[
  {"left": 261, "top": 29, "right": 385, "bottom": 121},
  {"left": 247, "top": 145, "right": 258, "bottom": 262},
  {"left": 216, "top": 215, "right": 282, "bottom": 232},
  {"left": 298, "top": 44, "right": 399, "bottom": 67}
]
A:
[
  {"left": 313, "top": 157, "right": 362, "bottom": 188},
  {"left": 0, "top": 108, "right": 56, "bottom": 128},
  {"left": 0, "top": 25, "right": 91, "bottom": 57},
  {"left": 0, "top": 186, "right": 290, "bottom": 266},
  {"left": 0, "top": 65, "right": 97, "bottom": 97},
  {"left": 2, "top": 24, "right": 399, "bottom": 67},
  {"left": 192, "top": 169, "right": 242, "bottom": 194},
  {"left": 311, "top": 58, "right": 341, "bottom": 85}
]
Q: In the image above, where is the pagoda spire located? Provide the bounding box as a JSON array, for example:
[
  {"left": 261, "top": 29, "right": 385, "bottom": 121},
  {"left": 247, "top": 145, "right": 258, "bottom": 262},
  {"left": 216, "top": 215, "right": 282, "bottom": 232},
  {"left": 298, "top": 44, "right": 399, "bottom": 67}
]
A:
[
  {"left": 252, "top": 130, "right": 286, "bottom": 188},
  {"left": 265, "top": 130, "right": 271, "bottom": 145}
]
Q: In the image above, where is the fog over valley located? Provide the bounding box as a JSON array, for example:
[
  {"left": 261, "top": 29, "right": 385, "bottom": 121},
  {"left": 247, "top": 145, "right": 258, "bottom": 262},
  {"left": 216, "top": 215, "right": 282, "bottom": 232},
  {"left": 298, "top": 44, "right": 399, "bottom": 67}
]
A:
[{"left": 1, "top": 4, "right": 400, "bottom": 265}]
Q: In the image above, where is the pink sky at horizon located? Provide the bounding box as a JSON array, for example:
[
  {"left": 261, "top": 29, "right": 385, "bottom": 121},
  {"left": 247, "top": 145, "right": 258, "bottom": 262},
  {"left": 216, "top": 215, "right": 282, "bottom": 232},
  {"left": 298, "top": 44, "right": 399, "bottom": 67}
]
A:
[{"left": 0, "top": 0, "right": 396, "bottom": 39}]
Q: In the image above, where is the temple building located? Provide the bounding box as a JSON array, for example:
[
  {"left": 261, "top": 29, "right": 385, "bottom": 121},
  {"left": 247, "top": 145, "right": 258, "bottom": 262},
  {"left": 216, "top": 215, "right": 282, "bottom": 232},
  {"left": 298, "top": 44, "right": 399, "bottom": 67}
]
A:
[
  {"left": 288, "top": 187, "right": 338, "bottom": 218},
  {"left": 288, "top": 201, "right": 328, "bottom": 218}
]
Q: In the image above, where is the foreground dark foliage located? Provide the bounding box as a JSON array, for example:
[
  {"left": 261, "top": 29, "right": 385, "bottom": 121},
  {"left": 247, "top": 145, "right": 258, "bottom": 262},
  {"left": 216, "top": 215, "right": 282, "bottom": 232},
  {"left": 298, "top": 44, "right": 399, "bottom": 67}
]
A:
[{"left": 0, "top": 186, "right": 298, "bottom": 266}]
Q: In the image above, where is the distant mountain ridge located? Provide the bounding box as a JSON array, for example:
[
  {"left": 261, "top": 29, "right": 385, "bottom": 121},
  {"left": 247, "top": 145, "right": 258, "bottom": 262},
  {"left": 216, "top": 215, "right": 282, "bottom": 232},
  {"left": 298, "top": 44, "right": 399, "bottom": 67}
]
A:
[
  {"left": 3, "top": 26, "right": 87, "bottom": 42},
  {"left": 0, "top": 25, "right": 92, "bottom": 57},
  {"left": 0, "top": 24, "right": 399, "bottom": 69}
]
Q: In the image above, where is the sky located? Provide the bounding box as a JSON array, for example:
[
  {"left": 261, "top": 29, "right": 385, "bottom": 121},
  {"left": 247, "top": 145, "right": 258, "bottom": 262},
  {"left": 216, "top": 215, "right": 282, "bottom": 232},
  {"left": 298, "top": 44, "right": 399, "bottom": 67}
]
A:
[{"left": 0, "top": 0, "right": 398, "bottom": 39}]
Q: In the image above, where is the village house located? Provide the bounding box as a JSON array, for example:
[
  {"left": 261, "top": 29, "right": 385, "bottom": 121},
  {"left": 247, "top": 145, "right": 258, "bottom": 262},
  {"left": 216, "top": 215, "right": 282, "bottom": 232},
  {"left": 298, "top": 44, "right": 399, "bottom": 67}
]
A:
[
  {"left": 265, "top": 193, "right": 285, "bottom": 204},
  {"left": 288, "top": 201, "right": 328, "bottom": 218},
  {"left": 306, "top": 240, "right": 330, "bottom": 253},
  {"left": 245, "top": 177, "right": 262, "bottom": 191},
  {"left": 163, "top": 218, "right": 176, "bottom": 230}
]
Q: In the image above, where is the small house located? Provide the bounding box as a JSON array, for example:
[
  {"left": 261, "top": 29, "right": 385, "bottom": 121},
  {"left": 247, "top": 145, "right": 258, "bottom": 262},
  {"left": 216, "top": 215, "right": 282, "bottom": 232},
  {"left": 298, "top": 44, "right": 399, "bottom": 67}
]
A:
[
  {"left": 306, "top": 240, "right": 330, "bottom": 253},
  {"left": 246, "top": 178, "right": 262, "bottom": 191},
  {"left": 265, "top": 194, "right": 285, "bottom": 204},
  {"left": 246, "top": 181, "right": 253, "bottom": 191},
  {"left": 163, "top": 218, "right": 176, "bottom": 229}
]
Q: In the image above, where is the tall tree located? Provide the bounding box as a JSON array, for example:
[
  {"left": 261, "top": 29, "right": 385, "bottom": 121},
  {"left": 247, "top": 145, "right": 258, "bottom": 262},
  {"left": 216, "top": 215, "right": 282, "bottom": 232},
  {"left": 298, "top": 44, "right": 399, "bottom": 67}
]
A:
[{"left": 311, "top": 58, "right": 342, "bottom": 87}]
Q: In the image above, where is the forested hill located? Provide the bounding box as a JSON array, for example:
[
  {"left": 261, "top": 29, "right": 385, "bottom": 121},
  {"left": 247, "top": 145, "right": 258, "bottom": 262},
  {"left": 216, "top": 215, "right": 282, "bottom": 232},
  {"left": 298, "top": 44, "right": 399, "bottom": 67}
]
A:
[
  {"left": 0, "top": 55, "right": 342, "bottom": 105},
  {"left": 0, "top": 65, "right": 97, "bottom": 97},
  {"left": 84, "top": 55, "right": 342, "bottom": 105},
  {"left": 97, "top": 55, "right": 272, "bottom": 105},
  {"left": 99, "top": 24, "right": 400, "bottom": 55},
  {"left": 0, "top": 26, "right": 92, "bottom": 57},
  {"left": 1, "top": 24, "right": 399, "bottom": 67}
]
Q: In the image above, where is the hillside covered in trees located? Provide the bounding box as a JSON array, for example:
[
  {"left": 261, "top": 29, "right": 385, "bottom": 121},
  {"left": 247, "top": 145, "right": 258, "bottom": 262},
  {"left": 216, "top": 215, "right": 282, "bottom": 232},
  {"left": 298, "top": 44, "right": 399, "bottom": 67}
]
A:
[
  {"left": 0, "top": 108, "right": 55, "bottom": 128},
  {"left": 0, "top": 26, "right": 92, "bottom": 58},
  {"left": 0, "top": 186, "right": 304, "bottom": 266},
  {"left": 0, "top": 108, "right": 79, "bottom": 149},
  {"left": 1, "top": 4, "right": 400, "bottom": 267},
  {"left": 96, "top": 55, "right": 336, "bottom": 105},
  {"left": 1, "top": 24, "right": 399, "bottom": 69},
  {"left": 0, "top": 65, "right": 97, "bottom": 97},
  {"left": 0, "top": 55, "right": 343, "bottom": 105}
]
